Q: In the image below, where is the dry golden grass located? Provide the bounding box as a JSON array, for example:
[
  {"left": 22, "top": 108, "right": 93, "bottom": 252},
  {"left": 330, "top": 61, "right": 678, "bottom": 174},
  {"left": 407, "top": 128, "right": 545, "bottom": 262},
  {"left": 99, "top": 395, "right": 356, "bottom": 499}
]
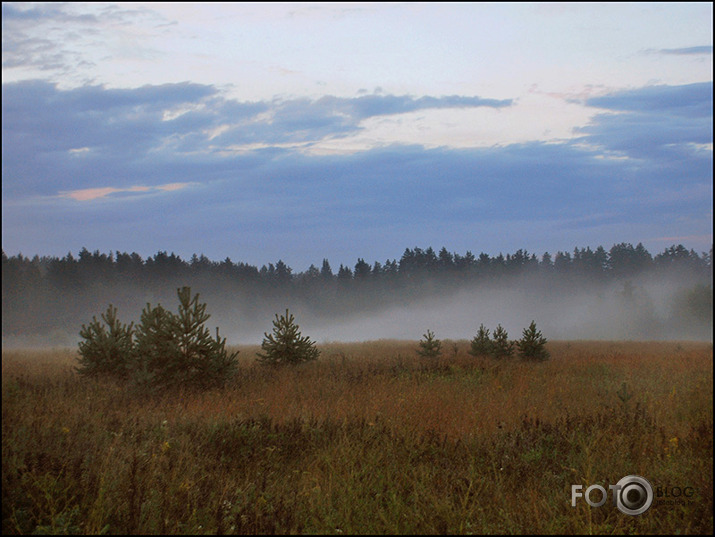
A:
[{"left": 2, "top": 340, "right": 712, "bottom": 534}]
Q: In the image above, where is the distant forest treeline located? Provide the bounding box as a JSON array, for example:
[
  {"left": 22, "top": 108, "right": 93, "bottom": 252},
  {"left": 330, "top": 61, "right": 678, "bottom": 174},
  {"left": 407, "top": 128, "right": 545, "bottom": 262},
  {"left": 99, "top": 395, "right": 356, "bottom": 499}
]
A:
[{"left": 2, "top": 242, "right": 713, "bottom": 344}]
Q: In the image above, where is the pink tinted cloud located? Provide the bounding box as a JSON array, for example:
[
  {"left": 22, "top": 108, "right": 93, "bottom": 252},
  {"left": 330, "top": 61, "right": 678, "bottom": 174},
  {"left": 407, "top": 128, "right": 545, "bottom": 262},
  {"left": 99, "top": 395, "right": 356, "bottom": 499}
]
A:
[
  {"left": 156, "top": 182, "right": 190, "bottom": 192},
  {"left": 60, "top": 183, "right": 190, "bottom": 201}
]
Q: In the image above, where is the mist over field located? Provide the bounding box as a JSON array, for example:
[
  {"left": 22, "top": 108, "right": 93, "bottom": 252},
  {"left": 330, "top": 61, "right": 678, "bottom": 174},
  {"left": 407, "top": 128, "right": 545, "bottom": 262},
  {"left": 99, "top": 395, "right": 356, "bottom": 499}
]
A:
[
  {"left": 248, "top": 270, "right": 712, "bottom": 344},
  {"left": 2, "top": 245, "right": 712, "bottom": 348},
  {"left": 303, "top": 274, "right": 709, "bottom": 344}
]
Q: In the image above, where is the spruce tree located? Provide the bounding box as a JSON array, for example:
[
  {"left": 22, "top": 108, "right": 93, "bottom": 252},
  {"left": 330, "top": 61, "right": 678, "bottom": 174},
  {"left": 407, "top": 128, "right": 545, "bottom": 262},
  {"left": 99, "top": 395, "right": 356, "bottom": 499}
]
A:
[
  {"left": 490, "top": 324, "right": 514, "bottom": 359},
  {"left": 517, "top": 320, "right": 550, "bottom": 361},
  {"left": 77, "top": 305, "right": 133, "bottom": 378},
  {"left": 417, "top": 329, "right": 443, "bottom": 358},
  {"left": 320, "top": 258, "right": 333, "bottom": 279},
  {"left": 257, "top": 309, "right": 320, "bottom": 366},
  {"left": 468, "top": 323, "right": 493, "bottom": 357}
]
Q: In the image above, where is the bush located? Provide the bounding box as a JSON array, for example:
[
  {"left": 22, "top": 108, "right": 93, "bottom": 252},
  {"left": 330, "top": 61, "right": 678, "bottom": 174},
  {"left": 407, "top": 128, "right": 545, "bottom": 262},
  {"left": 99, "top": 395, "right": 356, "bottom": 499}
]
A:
[
  {"left": 417, "top": 329, "right": 443, "bottom": 358},
  {"left": 490, "top": 324, "right": 514, "bottom": 359},
  {"left": 517, "top": 320, "right": 550, "bottom": 361},
  {"left": 76, "top": 305, "right": 134, "bottom": 379},
  {"left": 468, "top": 323, "right": 493, "bottom": 357},
  {"left": 257, "top": 309, "right": 320, "bottom": 366}
]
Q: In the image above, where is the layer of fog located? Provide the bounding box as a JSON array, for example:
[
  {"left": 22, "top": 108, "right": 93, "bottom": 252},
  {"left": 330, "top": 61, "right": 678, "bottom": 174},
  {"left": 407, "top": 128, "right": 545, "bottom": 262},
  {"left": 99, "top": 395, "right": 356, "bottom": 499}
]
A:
[
  {"left": 218, "top": 272, "right": 712, "bottom": 345},
  {"left": 2, "top": 269, "right": 711, "bottom": 350},
  {"left": 303, "top": 279, "right": 685, "bottom": 343}
]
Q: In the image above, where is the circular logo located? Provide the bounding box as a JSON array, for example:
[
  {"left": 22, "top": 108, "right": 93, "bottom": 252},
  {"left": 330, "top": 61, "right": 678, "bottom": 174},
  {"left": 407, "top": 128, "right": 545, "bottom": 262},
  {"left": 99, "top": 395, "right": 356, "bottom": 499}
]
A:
[{"left": 615, "top": 475, "right": 653, "bottom": 515}]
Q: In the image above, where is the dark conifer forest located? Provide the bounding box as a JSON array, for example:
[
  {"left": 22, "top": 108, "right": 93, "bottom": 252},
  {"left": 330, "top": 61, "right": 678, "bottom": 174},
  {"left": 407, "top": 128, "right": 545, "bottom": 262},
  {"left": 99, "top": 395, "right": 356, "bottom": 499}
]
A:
[{"left": 2, "top": 242, "right": 712, "bottom": 346}]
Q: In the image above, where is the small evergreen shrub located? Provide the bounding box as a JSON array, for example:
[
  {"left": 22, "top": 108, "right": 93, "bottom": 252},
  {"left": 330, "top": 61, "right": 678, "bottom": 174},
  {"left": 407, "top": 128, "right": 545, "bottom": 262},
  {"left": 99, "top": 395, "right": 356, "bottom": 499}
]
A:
[
  {"left": 132, "top": 302, "right": 178, "bottom": 389},
  {"left": 468, "top": 323, "right": 493, "bottom": 357},
  {"left": 77, "top": 305, "right": 134, "bottom": 379},
  {"left": 490, "top": 324, "right": 514, "bottom": 359},
  {"left": 516, "top": 320, "right": 550, "bottom": 361},
  {"left": 257, "top": 309, "right": 320, "bottom": 366},
  {"left": 417, "top": 329, "right": 443, "bottom": 358},
  {"left": 133, "top": 287, "right": 239, "bottom": 389},
  {"left": 78, "top": 287, "right": 238, "bottom": 390}
]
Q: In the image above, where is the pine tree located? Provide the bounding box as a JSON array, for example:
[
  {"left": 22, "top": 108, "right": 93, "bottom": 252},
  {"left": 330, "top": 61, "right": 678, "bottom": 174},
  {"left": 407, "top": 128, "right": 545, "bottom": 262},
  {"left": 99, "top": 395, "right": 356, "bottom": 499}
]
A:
[
  {"left": 468, "top": 323, "right": 492, "bottom": 357},
  {"left": 417, "top": 329, "right": 443, "bottom": 358},
  {"left": 77, "top": 305, "right": 133, "bottom": 378},
  {"left": 257, "top": 309, "right": 320, "bottom": 366},
  {"left": 517, "top": 320, "right": 550, "bottom": 361},
  {"left": 133, "top": 287, "right": 239, "bottom": 389},
  {"left": 490, "top": 324, "right": 514, "bottom": 359},
  {"left": 132, "top": 302, "right": 179, "bottom": 389},
  {"left": 172, "top": 286, "right": 238, "bottom": 387}
]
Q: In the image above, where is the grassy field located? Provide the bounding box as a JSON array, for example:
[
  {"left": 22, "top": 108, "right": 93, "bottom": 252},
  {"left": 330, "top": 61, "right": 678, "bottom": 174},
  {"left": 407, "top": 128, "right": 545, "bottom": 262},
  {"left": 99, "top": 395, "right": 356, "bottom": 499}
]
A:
[{"left": 2, "top": 340, "right": 713, "bottom": 534}]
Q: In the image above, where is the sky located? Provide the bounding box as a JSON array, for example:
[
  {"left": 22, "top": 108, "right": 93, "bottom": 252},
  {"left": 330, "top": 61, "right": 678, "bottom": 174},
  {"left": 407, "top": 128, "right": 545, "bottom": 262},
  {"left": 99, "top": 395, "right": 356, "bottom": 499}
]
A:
[{"left": 2, "top": 2, "right": 713, "bottom": 271}]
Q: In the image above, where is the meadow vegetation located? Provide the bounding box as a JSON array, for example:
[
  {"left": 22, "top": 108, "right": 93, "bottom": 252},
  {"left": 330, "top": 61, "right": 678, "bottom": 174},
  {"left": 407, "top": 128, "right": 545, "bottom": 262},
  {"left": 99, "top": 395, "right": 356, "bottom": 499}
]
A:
[{"left": 2, "top": 340, "right": 713, "bottom": 534}]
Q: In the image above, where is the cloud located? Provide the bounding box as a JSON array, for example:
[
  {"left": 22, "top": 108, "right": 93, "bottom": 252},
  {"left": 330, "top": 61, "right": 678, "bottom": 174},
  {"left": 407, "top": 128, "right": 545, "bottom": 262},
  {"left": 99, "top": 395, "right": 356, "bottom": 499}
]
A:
[
  {"left": 3, "top": 137, "right": 711, "bottom": 267},
  {"left": 1, "top": 80, "right": 711, "bottom": 266},
  {"left": 1, "top": 80, "right": 223, "bottom": 197},
  {"left": 61, "top": 186, "right": 148, "bottom": 202},
  {"left": 341, "top": 93, "right": 513, "bottom": 118},
  {"left": 1, "top": 80, "right": 514, "bottom": 198},
  {"left": 1, "top": 3, "right": 97, "bottom": 23},
  {"left": 655, "top": 46, "right": 713, "bottom": 56},
  {"left": 2, "top": 3, "right": 164, "bottom": 80},
  {"left": 578, "top": 82, "right": 713, "bottom": 162},
  {"left": 210, "top": 93, "right": 513, "bottom": 147},
  {"left": 59, "top": 182, "right": 193, "bottom": 202},
  {"left": 2, "top": 3, "right": 120, "bottom": 78},
  {"left": 585, "top": 82, "right": 712, "bottom": 117}
]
